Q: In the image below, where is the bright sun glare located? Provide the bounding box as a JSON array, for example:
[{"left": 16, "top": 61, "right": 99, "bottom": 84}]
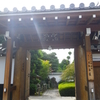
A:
[{"left": 0, "top": 0, "right": 99, "bottom": 63}]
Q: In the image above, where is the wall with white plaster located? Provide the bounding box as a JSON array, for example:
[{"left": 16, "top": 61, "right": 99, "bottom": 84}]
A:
[
  {"left": 0, "top": 57, "right": 15, "bottom": 84},
  {"left": 48, "top": 73, "right": 62, "bottom": 83}
]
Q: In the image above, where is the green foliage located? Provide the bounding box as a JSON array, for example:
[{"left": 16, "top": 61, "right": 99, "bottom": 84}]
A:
[
  {"left": 61, "top": 62, "right": 75, "bottom": 81},
  {"left": 58, "top": 82, "right": 75, "bottom": 96},
  {"left": 57, "top": 65, "right": 62, "bottom": 72},
  {"left": 59, "top": 59, "right": 69, "bottom": 71},
  {"left": 57, "top": 51, "right": 72, "bottom": 72},
  {"left": 68, "top": 51, "right": 72, "bottom": 55},
  {"left": 30, "top": 50, "right": 43, "bottom": 95},
  {"left": 67, "top": 51, "right": 72, "bottom": 64},
  {"left": 30, "top": 84, "right": 37, "bottom": 95},
  {"left": 30, "top": 50, "right": 43, "bottom": 75},
  {"left": 42, "top": 52, "right": 59, "bottom": 72},
  {"left": 30, "top": 78, "right": 40, "bottom": 84},
  {"left": 39, "top": 60, "right": 51, "bottom": 80},
  {"left": 0, "top": 35, "right": 5, "bottom": 43},
  {"left": 67, "top": 56, "right": 70, "bottom": 60},
  {"left": 29, "top": 49, "right": 74, "bottom": 95},
  {"left": 30, "top": 50, "right": 51, "bottom": 95}
]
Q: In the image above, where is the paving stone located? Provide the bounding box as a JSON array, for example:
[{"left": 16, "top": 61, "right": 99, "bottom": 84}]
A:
[{"left": 28, "top": 89, "right": 75, "bottom": 100}]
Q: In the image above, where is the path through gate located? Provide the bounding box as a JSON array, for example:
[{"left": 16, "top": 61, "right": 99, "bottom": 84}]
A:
[{"left": 0, "top": 3, "right": 100, "bottom": 100}]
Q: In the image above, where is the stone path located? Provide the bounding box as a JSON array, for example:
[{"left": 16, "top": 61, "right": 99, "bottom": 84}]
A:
[{"left": 28, "top": 89, "right": 75, "bottom": 100}]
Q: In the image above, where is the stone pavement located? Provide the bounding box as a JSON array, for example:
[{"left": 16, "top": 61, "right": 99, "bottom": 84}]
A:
[{"left": 28, "top": 89, "right": 76, "bottom": 100}]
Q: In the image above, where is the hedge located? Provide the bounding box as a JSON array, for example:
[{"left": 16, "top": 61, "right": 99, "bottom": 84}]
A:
[{"left": 58, "top": 82, "right": 75, "bottom": 96}]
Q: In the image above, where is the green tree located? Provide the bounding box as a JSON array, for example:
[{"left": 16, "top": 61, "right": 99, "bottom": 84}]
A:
[
  {"left": 61, "top": 62, "right": 75, "bottom": 81},
  {"left": 68, "top": 51, "right": 72, "bottom": 56},
  {"left": 67, "top": 56, "right": 70, "bottom": 61},
  {"left": 59, "top": 59, "right": 69, "bottom": 70},
  {"left": 30, "top": 50, "right": 43, "bottom": 77},
  {"left": 57, "top": 65, "right": 62, "bottom": 72},
  {"left": 30, "top": 50, "right": 43, "bottom": 95},
  {"left": 39, "top": 60, "right": 51, "bottom": 80},
  {"left": 67, "top": 51, "right": 72, "bottom": 64},
  {"left": 42, "top": 52, "right": 59, "bottom": 72}
]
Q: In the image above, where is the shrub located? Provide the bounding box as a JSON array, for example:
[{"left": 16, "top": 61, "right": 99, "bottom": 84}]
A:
[
  {"left": 58, "top": 82, "right": 75, "bottom": 96},
  {"left": 30, "top": 84, "right": 36, "bottom": 95}
]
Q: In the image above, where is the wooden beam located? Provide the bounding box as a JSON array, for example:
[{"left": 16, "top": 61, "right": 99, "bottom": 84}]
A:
[
  {"left": 91, "top": 40, "right": 100, "bottom": 45},
  {"left": 66, "top": 19, "right": 70, "bottom": 25},
  {"left": 0, "top": 23, "right": 7, "bottom": 28},
  {"left": 75, "top": 46, "right": 88, "bottom": 100},
  {"left": 44, "top": 20, "right": 48, "bottom": 26},
  {"left": 98, "top": 18, "right": 100, "bottom": 24},
  {"left": 10, "top": 24, "right": 100, "bottom": 35},
  {"left": 92, "top": 50, "right": 100, "bottom": 54},
  {"left": 93, "top": 66, "right": 100, "bottom": 99},
  {"left": 21, "top": 45, "right": 79, "bottom": 50},
  {"left": 30, "top": 34, "right": 33, "bottom": 42},
  {"left": 85, "top": 35, "right": 95, "bottom": 100},
  {"left": 85, "top": 36, "right": 94, "bottom": 81},
  {"left": 17, "top": 39, "right": 82, "bottom": 49},
  {"left": 3, "top": 38, "right": 13, "bottom": 100},
  {"left": 19, "top": 39, "right": 82, "bottom": 45},
  {"left": 25, "top": 51, "right": 31, "bottom": 99},
  {"left": 10, "top": 86, "right": 16, "bottom": 92},
  {"left": 12, "top": 47, "right": 27, "bottom": 100},
  {"left": 20, "top": 50, "right": 27, "bottom": 100},
  {"left": 86, "top": 17, "right": 93, "bottom": 25},
  {"left": 76, "top": 18, "right": 81, "bottom": 25},
  {"left": 93, "top": 61, "right": 100, "bottom": 67},
  {"left": 23, "top": 35, "right": 26, "bottom": 42},
  {"left": 1, "top": 24, "right": 100, "bottom": 36}
]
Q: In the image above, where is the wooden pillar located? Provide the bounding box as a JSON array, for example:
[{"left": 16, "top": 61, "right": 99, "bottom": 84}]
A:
[
  {"left": 25, "top": 51, "right": 31, "bottom": 99},
  {"left": 3, "top": 38, "right": 13, "bottom": 100},
  {"left": 75, "top": 46, "right": 89, "bottom": 100},
  {"left": 93, "top": 62, "right": 100, "bottom": 100},
  {"left": 12, "top": 47, "right": 27, "bottom": 100},
  {"left": 85, "top": 29, "right": 95, "bottom": 100}
]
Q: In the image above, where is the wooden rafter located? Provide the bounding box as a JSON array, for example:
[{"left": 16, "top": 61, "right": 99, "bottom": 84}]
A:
[
  {"left": 0, "top": 23, "right": 7, "bottom": 28},
  {"left": 91, "top": 40, "right": 100, "bottom": 45},
  {"left": 44, "top": 20, "right": 48, "bottom": 26},
  {"left": 93, "top": 61, "right": 100, "bottom": 67},
  {"left": 23, "top": 35, "right": 26, "bottom": 42},
  {"left": 76, "top": 18, "right": 82, "bottom": 25},
  {"left": 30, "top": 34, "right": 33, "bottom": 42},
  {"left": 7, "top": 24, "right": 100, "bottom": 37},
  {"left": 66, "top": 19, "right": 70, "bottom": 25},
  {"left": 86, "top": 16, "right": 93, "bottom": 25}
]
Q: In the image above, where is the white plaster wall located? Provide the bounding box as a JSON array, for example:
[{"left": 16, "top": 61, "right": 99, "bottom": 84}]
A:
[
  {"left": 0, "top": 57, "right": 15, "bottom": 84},
  {"left": 92, "top": 54, "right": 100, "bottom": 61},
  {"left": 48, "top": 74, "right": 61, "bottom": 83}
]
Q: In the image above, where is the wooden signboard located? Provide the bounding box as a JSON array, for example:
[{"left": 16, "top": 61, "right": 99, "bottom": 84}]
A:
[{"left": 87, "top": 52, "right": 94, "bottom": 80}]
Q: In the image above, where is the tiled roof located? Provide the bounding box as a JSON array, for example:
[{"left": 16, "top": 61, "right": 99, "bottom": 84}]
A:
[{"left": 0, "top": 2, "right": 100, "bottom": 14}]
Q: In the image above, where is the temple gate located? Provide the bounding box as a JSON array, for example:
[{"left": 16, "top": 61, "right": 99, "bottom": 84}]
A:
[{"left": 0, "top": 2, "right": 100, "bottom": 100}]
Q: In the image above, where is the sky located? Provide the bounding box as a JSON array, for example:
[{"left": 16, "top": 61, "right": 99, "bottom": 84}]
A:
[
  {"left": 42, "top": 49, "right": 74, "bottom": 63},
  {"left": 0, "top": 0, "right": 99, "bottom": 63}
]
